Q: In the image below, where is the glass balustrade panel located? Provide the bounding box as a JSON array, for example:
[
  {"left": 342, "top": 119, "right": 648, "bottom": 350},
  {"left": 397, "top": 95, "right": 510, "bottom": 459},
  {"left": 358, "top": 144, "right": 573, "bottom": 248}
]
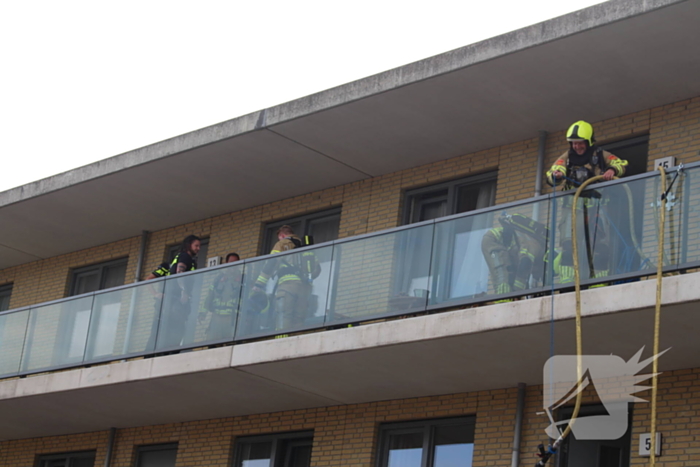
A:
[
  {"left": 235, "top": 245, "right": 333, "bottom": 339},
  {"left": 429, "top": 201, "right": 552, "bottom": 305},
  {"left": 0, "top": 309, "right": 30, "bottom": 377},
  {"left": 20, "top": 296, "right": 94, "bottom": 373},
  {"left": 84, "top": 280, "right": 164, "bottom": 363},
  {"left": 325, "top": 225, "right": 434, "bottom": 326}
]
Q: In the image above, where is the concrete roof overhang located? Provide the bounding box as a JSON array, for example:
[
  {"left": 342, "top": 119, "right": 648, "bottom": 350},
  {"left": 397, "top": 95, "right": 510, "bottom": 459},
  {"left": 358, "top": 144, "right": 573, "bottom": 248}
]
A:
[
  {"left": 1, "top": 0, "right": 698, "bottom": 269},
  {"left": 0, "top": 272, "right": 698, "bottom": 440}
]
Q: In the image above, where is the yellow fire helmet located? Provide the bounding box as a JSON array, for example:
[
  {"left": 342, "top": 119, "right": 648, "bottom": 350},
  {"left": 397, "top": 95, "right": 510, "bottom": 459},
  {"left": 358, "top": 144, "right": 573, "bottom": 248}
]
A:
[{"left": 566, "top": 120, "right": 595, "bottom": 146}]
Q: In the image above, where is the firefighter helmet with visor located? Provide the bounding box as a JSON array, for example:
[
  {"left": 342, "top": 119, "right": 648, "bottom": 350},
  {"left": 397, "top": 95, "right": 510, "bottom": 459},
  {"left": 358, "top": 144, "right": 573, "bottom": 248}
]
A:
[{"left": 566, "top": 120, "right": 595, "bottom": 147}]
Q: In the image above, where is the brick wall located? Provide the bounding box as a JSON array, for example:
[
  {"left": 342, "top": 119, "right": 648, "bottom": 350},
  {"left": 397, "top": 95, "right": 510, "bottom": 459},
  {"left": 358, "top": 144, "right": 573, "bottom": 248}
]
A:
[
  {"left": 2, "top": 367, "right": 699, "bottom": 466},
  {"left": 2, "top": 95, "right": 700, "bottom": 322}
]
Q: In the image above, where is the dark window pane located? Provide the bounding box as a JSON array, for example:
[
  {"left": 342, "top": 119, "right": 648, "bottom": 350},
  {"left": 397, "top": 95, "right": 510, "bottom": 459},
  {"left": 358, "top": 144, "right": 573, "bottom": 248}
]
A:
[
  {"left": 102, "top": 262, "right": 127, "bottom": 289},
  {"left": 404, "top": 173, "right": 497, "bottom": 225},
  {"left": 73, "top": 270, "right": 100, "bottom": 295},
  {"left": 455, "top": 180, "right": 496, "bottom": 214},
  {"left": 387, "top": 432, "right": 423, "bottom": 467},
  {"left": 601, "top": 135, "right": 648, "bottom": 177},
  {"left": 419, "top": 199, "right": 448, "bottom": 222},
  {"left": 39, "top": 452, "right": 95, "bottom": 467},
  {"left": 72, "top": 457, "right": 97, "bottom": 467},
  {"left": 0, "top": 285, "right": 11, "bottom": 312},
  {"left": 137, "top": 446, "right": 178, "bottom": 467},
  {"left": 196, "top": 239, "right": 210, "bottom": 269},
  {"left": 411, "top": 188, "right": 448, "bottom": 223},
  {"left": 307, "top": 216, "right": 340, "bottom": 245},
  {"left": 70, "top": 259, "right": 128, "bottom": 296},
  {"left": 287, "top": 444, "right": 312, "bottom": 467}
]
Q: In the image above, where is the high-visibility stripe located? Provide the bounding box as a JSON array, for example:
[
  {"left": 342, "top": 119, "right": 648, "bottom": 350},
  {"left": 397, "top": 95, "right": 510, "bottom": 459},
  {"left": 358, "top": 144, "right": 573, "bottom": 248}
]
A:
[{"left": 278, "top": 274, "right": 301, "bottom": 283}]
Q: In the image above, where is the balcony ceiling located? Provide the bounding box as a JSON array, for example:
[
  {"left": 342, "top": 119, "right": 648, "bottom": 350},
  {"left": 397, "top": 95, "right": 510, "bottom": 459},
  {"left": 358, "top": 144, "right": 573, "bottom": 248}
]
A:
[
  {"left": 1, "top": 0, "right": 699, "bottom": 269},
  {"left": 0, "top": 273, "right": 698, "bottom": 440}
]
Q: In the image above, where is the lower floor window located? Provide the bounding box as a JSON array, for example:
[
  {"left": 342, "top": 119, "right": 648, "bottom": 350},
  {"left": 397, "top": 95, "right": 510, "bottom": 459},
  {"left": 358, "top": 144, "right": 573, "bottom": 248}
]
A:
[
  {"left": 136, "top": 443, "right": 178, "bottom": 467},
  {"left": 38, "top": 451, "right": 95, "bottom": 467},
  {"left": 378, "top": 417, "right": 475, "bottom": 467},
  {"left": 233, "top": 431, "right": 313, "bottom": 467}
]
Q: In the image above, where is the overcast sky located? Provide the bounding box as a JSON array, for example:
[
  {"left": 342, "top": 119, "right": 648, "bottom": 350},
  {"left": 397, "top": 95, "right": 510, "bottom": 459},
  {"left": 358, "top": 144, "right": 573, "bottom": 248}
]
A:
[{"left": 1, "top": 0, "right": 605, "bottom": 193}]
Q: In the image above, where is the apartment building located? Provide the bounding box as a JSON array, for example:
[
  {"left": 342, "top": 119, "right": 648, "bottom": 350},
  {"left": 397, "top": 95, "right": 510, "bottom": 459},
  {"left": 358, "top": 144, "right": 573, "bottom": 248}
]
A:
[{"left": 1, "top": 1, "right": 700, "bottom": 466}]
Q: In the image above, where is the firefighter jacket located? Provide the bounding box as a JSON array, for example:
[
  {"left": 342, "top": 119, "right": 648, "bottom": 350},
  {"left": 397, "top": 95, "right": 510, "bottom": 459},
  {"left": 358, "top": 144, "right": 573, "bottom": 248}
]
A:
[
  {"left": 203, "top": 272, "right": 241, "bottom": 316},
  {"left": 256, "top": 236, "right": 319, "bottom": 288},
  {"left": 546, "top": 146, "right": 628, "bottom": 190}
]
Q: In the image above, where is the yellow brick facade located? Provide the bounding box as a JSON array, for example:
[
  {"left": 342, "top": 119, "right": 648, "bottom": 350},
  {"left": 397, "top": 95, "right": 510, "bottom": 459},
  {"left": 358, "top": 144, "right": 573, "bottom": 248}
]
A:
[
  {"left": 2, "top": 96, "right": 699, "bottom": 312},
  {"left": 2, "top": 96, "right": 700, "bottom": 464},
  {"left": 2, "top": 368, "right": 699, "bottom": 466}
]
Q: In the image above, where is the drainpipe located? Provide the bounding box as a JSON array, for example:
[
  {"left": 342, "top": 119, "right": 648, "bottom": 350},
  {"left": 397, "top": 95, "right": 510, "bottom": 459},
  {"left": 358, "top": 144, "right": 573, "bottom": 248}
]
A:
[
  {"left": 123, "top": 230, "right": 149, "bottom": 355},
  {"left": 134, "top": 230, "right": 150, "bottom": 283},
  {"left": 533, "top": 131, "right": 548, "bottom": 221},
  {"left": 104, "top": 427, "right": 116, "bottom": 467},
  {"left": 511, "top": 383, "right": 526, "bottom": 467}
]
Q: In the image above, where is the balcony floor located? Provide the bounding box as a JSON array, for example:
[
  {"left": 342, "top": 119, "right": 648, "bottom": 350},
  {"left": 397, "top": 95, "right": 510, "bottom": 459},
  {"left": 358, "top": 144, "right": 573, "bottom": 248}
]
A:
[{"left": 1, "top": 272, "right": 699, "bottom": 440}]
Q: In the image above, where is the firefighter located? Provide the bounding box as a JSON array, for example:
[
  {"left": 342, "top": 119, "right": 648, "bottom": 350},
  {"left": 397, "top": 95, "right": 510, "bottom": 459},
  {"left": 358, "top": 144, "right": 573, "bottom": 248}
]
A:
[
  {"left": 546, "top": 121, "right": 628, "bottom": 283},
  {"left": 481, "top": 213, "right": 548, "bottom": 300},
  {"left": 253, "top": 225, "right": 320, "bottom": 330},
  {"left": 199, "top": 253, "right": 242, "bottom": 341},
  {"left": 160, "top": 235, "right": 201, "bottom": 348}
]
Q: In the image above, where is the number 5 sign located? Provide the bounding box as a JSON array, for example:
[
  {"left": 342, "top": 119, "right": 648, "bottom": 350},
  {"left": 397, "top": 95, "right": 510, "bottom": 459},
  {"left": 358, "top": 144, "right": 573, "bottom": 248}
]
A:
[{"left": 639, "top": 433, "right": 662, "bottom": 456}]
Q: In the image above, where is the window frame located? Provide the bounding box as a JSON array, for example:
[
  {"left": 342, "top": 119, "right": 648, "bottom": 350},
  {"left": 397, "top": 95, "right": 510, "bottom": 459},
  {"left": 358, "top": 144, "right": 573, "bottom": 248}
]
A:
[
  {"left": 68, "top": 258, "right": 128, "bottom": 297},
  {"left": 556, "top": 404, "right": 633, "bottom": 467},
  {"left": 135, "top": 443, "right": 179, "bottom": 467},
  {"left": 37, "top": 450, "right": 96, "bottom": 467},
  {"left": 376, "top": 416, "right": 475, "bottom": 467},
  {"left": 0, "top": 283, "right": 12, "bottom": 312},
  {"left": 599, "top": 134, "right": 649, "bottom": 178},
  {"left": 232, "top": 430, "right": 314, "bottom": 467},
  {"left": 403, "top": 172, "right": 498, "bottom": 225},
  {"left": 261, "top": 208, "right": 341, "bottom": 255}
]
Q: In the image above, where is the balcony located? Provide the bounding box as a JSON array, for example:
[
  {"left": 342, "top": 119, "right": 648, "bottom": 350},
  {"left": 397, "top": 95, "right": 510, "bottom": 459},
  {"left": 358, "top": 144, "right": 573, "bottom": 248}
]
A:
[{"left": 1, "top": 163, "right": 700, "bottom": 439}]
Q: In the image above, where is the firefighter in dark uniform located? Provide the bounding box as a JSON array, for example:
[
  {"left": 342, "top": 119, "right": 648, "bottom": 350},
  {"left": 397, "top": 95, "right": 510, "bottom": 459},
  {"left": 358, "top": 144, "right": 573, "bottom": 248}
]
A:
[
  {"left": 253, "top": 225, "right": 319, "bottom": 330},
  {"left": 198, "top": 253, "right": 241, "bottom": 341},
  {"left": 546, "top": 121, "right": 628, "bottom": 283},
  {"left": 481, "top": 213, "right": 548, "bottom": 299},
  {"left": 160, "top": 235, "right": 200, "bottom": 348}
]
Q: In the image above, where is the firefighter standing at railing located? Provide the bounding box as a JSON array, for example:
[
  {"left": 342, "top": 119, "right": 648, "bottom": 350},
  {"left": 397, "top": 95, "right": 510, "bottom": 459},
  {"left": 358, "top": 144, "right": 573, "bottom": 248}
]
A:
[
  {"left": 253, "top": 225, "right": 320, "bottom": 330},
  {"left": 546, "top": 121, "right": 628, "bottom": 283}
]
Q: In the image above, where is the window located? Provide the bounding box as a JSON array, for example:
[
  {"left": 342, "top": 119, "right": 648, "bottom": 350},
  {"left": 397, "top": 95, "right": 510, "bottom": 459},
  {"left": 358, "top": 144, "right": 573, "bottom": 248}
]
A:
[
  {"left": 557, "top": 404, "right": 632, "bottom": 467},
  {"left": 167, "top": 237, "right": 210, "bottom": 269},
  {"left": 38, "top": 451, "right": 95, "bottom": 467},
  {"left": 599, "top": 135, "right": 649, "bottom": 276},
  {"left": 135, "top": 443, "right": 178, "bottom": 467},
  {"left": 403, "top": 173, "right": 497, "bottom": 225},
  {"left": 261, "top": 208, "right": 341, "bottom": 255},
  {"left": 600, "top": 134, "right": 648, "bottom": 177},
  {"left": 69, "top": 258, "right": 128, "bottom": 296},
  {"left": 233, "top": 431, "right": 313, "bottom": 467},
  {"left": 0, "top": 283, "right": 12, "bottom": 312},
  {"left": 399, "top": 174, "right": 496, "bottom": 306},
  {"left": 377, "top": 417, "right": 475, "bottom": 467},
  {"left": 58, "top": 259, "right": 126, "bottom": 368}
]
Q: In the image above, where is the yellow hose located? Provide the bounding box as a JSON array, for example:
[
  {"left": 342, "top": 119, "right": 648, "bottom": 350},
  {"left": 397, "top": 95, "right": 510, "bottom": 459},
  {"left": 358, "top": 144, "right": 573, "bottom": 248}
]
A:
[
  {"left": 560, "top": 174, "right": 608, "bottom": 441},
  {"left": 552, "top": 170, "right": 666, "bottom": 465},
  {"left": 650, "top": 166, "right": 667, "bottom": 467}
]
